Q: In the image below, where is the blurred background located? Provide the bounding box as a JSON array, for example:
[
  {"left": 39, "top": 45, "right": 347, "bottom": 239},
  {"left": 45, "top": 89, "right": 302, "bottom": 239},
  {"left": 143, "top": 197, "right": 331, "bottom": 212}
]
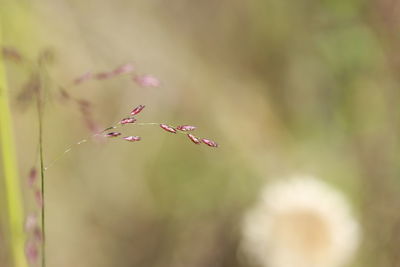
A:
[{"left": 1, "top": 0, "right": 400, "bottom": 266}]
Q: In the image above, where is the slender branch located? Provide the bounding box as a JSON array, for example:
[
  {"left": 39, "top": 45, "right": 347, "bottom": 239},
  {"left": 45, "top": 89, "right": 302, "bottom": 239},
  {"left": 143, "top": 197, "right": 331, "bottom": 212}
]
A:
[{"left": 43, "top": 121, "right": 177, "bottom": 171}]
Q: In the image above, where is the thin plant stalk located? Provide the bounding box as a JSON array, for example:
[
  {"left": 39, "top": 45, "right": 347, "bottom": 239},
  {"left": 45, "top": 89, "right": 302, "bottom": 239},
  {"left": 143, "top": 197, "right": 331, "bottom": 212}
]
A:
[
  {"left": 0, "top": 22, "right": 28, "bottom": 267},
  {"left": 36, "top": 72, "right": 46, "bottom": 267}
]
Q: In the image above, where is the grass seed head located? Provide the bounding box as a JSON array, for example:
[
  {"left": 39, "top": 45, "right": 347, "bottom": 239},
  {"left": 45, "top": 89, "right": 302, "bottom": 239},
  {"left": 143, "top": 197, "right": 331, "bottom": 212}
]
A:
[
  {"left": 105, "top": 132, "right": 122, "bottom": 137},
  {"left": 123, "top": 136, "right": 141, "bottom": 142},
  {"left": 177, "top": 125, "right": 196, "bottom": 131},
  {"left": 119, "top": 117, "right": 137, "bottom": 124},
  {"left": 187, "top": 134, "right": 201, "bottom": 144},
  {"left": 130, "top": 105, "right": 145, "bottom": 116},
  {"left": 201, "top": 138, "right": 218, "bottom": 147},
  {"left": 160, "top": 124, "right": 177, "bottom": 133}
]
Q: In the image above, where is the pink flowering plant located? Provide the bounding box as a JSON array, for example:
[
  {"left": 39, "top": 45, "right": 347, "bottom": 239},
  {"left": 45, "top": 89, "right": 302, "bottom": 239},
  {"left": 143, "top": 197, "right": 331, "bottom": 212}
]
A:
[{"left": 1, "top": 46, "right": 218, "bottom": 266}]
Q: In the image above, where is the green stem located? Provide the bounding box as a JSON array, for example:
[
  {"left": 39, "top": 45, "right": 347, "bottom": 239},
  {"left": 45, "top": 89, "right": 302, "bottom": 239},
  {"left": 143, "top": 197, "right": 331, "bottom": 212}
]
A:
[
  {"left": 36, "top": 73, "right": 46, "bottom": 267},
  {"left": 0, "top": 21, "right": 28, "bottom": 267}
]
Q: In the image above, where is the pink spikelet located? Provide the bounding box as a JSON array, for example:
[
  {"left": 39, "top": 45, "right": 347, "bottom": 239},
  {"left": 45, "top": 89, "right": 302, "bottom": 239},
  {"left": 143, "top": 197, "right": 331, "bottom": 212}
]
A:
[
  {"left": 25, "top": 241, "right": 39, "bottom": 264},
  {"left": 78, "top": 99, "right": 100, "bottom": 133},
  {"left": 130, "top": 105, "right": 145, "bottom": 116},
  {"left": 105, "top": 132, "right": 121, "bottom": 137},
  {"left": 2, "top": 47, "right": 23, "bottom": 62},
  {"left": 33, "top": 227, "right": 42, "bottom": 242},
  {"left": 34, "top": 190, "right": 43, "bottom": 208},
  {"left": 134, "top": 74, "right": 160, "bottom": 87},
  {"left": 201, "top": 138, "right": 218, "bottom": 148},
  {"left": 28, "top": 167, "right": 37, "bottom": 187},
  {"left": 160, "top": 124, "right": 177, "bottom": 134},
  {"left": 187, "top": 134, "right": 201, "bottom": 144},
  {"left": 177, "top": 125, "right": 196, "bottom": 131},
  {"left": 2, "top": 47, "right": 22, "bottom": 63},
  {"left": 95, "top": 72, "right": 114, "bottom": 80},
  {"left": 113, "top": 63, "right": 135, "bottom": 75},
  {"left": 119, "top": 117, "right": 137, "bottom": 124},
  {"left": 59, "top": 88, "right": 71, "bottom": 101},
  {"left": 73, "top": 72, "right": 92, "bottom": 85},
  {"left": 25, "top": 213, "right": 38, "bottom": 232},
  {"left": 123, "top": 136, "right": 141, "bottom": 142}
]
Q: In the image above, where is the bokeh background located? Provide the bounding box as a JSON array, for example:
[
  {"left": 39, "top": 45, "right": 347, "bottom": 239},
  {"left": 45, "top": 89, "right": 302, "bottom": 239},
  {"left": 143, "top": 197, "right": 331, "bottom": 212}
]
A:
[{"left": 1, "top": 0, "right": 400, "bottom": 266}]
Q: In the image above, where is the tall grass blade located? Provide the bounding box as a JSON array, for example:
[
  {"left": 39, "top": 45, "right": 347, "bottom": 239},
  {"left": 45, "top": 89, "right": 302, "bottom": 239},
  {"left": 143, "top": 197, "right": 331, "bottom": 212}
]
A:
[{"left": 0, "top": 19, "right": 28, "bottom": 267}]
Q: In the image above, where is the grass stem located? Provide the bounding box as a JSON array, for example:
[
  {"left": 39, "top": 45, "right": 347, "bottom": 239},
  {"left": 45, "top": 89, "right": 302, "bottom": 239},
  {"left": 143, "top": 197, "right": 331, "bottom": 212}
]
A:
[{"left": 36, "top": 75, "right": 46, "bottom": 267}]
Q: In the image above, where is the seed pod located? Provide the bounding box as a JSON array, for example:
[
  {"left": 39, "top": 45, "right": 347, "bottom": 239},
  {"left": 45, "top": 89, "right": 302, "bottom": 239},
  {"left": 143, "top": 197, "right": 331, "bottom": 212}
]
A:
[
  {"left": 177, "top": 125, "right": 196, "bottom": 131},
  {"left": 160, "top": 124, "right": 177, "bottom": 133},
  {"left": 105, "top": 132, "right": 121, "bottom": 137},
  {"left": 119, "top": 117, "right": 137, "bottom": 124},
  {"left": 130, "top": 105, "right": 145, "bottom": 116},
  {"left": 187, "top": 134, "right": 201, "bottom": 144},
  {"left": 201, "top": 138, "right": 218, "bottom": 147},
  {"left": 123, "top": 136, "right": 141, "bottom": 142}
]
